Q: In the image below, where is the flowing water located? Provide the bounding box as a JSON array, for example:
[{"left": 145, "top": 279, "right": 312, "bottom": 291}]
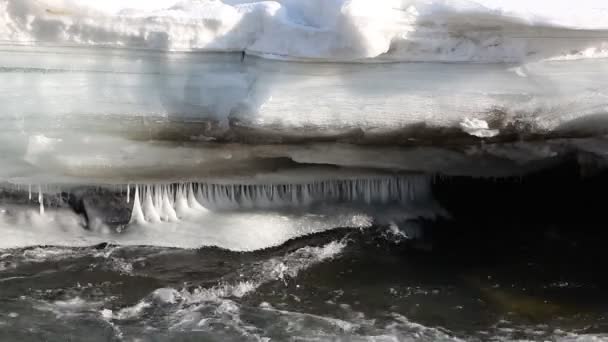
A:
[{"left": 1, "top": 214, "right": 608, "bottom": 341}]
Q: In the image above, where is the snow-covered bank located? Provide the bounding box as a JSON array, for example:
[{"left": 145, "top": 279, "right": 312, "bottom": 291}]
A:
[{"left": 1, "top": 0, "right": 607, "bottom": 62}]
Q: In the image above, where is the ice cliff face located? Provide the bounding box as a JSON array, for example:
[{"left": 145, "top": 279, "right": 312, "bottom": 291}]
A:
[
  {"left": 1, "top": 0, "right": 608, "bottom": 62},
  {"left": 0, "top": 1, "right": 607, "bottom": 185}
]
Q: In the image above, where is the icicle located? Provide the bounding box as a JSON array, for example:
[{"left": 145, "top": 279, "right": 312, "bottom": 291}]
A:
[
  {"left": 142, "top": 185, "right": 161, "bottom": 223},
  {"left": 174, "top": 184, "right": 190, "bottom": 218},
  {"left": 187, "top": 183, "right": 207, "bottom": 212},
  {"left": 153, "top": 184, "right": 162, "bottom": 211},
  {"left": 126, "top": 183, "right": 130, "bottom": 203},
  {"left": 161, "top": 185, "right": 179, "bottom": 222},
  {"left": 130, "top": 185, "right": 146, "bottom": 224},
  {"left": 196, "top": 183, "right": 206, "bottom": 206},
  {"left": 168, "top": 184, "right": 175, "bottom": 207},
  {"left": 38, "top": 185, "right": 44, "bottom": 215},
  {"left": 126, "top": 175, "right": 429, "bottom": 224}
]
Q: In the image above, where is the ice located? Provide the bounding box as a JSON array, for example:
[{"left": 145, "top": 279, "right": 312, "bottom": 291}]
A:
[
  {"left": 0, "top": 175, "right": 443, "bottom": 250},
  {"left": 0, "top": 131, "right": 592, "bottom": 186},
  {"left": 37, "top": 185, "right": 44, "bottom": 215},
  {"left": 0, "top": 202, "right": 368, "bottom": 250},
  {"left": 0, "top": 48, "right": 606, "bottom": 150},
  {"left": 126, "top": 176, "right": 431, "bottom": 219},
  {"left": 0, "top": 4, "right": 606, "bottom": 179},
  {"left": 1, "top": 0, "right": 607, "bottom": 62},
  {"left": 129, "top": 185, "right": 145, "bottom": 225},
  {"left": 0, "top": 0, "right": 607, "bottom": 250}
]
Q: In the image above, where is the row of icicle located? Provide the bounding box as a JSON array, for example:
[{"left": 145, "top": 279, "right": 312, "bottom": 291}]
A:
[
  {"left": 14, "top": 176, "right": 429, "bottom": 223},
  {"left": 24, "top": 184, "right": 45, "bottom": 215},
  {"left": 127, "top": 176, "right": 430, "bottom": 224}
]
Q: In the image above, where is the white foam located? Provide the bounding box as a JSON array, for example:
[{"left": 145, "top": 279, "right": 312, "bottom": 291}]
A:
[
  {"left": 91, "top": 241, "right": 345, "bottom": 339},
  {"left": 104, "top": 240, "right": 346, "bottom": 328},
  {"left": 112, "top": 301, "right": 152, "bottom": 320},
  {"left": 1, "top": 0, "right": 607, "bottom": 62},
  {"left": 35, "top": 296, "right": 105, "bottom": 319}
]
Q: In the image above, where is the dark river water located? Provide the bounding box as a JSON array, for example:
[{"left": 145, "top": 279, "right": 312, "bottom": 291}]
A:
[{"left": 1, "top": 219, "right": 607, "bottom": 341}]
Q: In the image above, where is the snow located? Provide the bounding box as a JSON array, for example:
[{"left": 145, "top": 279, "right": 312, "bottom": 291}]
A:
[{"left": 1, "top": 0, "right": 607, "bottom": 62}]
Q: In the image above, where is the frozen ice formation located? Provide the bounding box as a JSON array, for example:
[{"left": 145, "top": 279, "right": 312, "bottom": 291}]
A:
[
  {"left": 1, "top": 0, "right": 608, "bottom": 62},
  {"left": 1, "top": 0, "right": 607, "bottom": 146},
  {"left": 0, "top": 176, "right": 441, "bottom": 250},
  {"left": 2, "top": 48, "right": 608, "bottom": 149},
  {"left": 126, "top": 176, "right": 431, "bottom": 224},
  {"left": 0, "top": 1, "right": 607, "bottom": 251}
]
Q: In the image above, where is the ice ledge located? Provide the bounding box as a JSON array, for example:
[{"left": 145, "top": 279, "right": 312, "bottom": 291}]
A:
[{"left": 1, "top": 47, "right": 607, "bottom": 145}]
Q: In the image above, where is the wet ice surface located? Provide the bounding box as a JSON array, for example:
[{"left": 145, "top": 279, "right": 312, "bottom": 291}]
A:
[{"left": 1, "top": 225, "right": 608, "bottom": 342}]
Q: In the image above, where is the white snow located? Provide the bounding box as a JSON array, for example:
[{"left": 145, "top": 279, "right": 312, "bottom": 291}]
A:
[{"left": 1, "top": 0, "right": 607, "bottom": 62}]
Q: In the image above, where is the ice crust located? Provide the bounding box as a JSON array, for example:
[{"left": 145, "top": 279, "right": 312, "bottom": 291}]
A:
[
  {"left": 1, "top": 1, "right": 607, "bottom": 155},
  {"left": 1, "top": 48, "right": 607, "bottom": 148},
  {"left": 1, "top": 0, "right": 608, "bottom": 62}
]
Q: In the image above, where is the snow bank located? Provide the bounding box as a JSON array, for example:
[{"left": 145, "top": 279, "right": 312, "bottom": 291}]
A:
[{"left": 1, "top": 0, "right": 607, "bottom": 62}]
